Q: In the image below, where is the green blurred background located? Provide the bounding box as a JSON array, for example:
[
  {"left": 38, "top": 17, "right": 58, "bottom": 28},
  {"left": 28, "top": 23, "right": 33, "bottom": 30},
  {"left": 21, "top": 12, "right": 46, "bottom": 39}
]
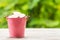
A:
[{"left": 0, "top": 0, "right": 60, "bottom": 28}]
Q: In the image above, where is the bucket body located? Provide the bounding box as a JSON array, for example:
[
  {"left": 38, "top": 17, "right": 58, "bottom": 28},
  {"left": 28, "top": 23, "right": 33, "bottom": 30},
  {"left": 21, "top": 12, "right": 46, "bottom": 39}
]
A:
[{"left": 7, "top": 17, "right": 27, "bottom": 38}]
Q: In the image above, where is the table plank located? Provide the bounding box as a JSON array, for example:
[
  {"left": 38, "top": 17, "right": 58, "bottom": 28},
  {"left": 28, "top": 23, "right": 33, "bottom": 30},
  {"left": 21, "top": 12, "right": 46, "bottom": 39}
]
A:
[{"left": 0, "top": 28, "right": 60, "bottom": 40}]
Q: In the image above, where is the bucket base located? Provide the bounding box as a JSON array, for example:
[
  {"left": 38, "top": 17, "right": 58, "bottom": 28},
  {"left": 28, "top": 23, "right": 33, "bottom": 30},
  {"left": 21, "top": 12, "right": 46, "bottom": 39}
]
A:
[{"left": 10, "top": 36, "right": 24, "bottom": 38}]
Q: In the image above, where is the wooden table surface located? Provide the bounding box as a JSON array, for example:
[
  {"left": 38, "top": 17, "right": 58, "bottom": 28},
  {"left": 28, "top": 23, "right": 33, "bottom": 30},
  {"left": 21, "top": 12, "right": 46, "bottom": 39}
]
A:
[{"left": 0, "top": 28, "right": 60, "bottom": 40}]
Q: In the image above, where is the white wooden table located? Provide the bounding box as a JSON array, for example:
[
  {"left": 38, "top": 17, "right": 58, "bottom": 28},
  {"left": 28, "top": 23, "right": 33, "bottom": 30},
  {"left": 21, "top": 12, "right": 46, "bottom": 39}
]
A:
[{"left": 0, "top": 28, "right": 60, "bottom": 40}]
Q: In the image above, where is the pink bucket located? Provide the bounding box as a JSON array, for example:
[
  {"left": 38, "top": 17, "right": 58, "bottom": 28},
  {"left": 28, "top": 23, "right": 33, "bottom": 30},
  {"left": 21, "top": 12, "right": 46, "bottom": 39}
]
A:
[{"left": 6, "top": 17, "right": 27, "bottom": 38}]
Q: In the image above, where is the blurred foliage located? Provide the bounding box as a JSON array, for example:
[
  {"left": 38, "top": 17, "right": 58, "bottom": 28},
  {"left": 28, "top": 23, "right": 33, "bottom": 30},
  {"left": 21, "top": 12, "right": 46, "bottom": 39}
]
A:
[{"left": 0, "top": 0, "right": 60, "bottom": 28}]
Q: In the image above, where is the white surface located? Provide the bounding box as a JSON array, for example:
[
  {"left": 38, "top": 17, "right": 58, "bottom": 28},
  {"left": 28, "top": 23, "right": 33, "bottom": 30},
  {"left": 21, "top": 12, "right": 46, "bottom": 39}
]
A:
[{"left": 0, "top": 28, "right": 60, "bottom": 40}]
